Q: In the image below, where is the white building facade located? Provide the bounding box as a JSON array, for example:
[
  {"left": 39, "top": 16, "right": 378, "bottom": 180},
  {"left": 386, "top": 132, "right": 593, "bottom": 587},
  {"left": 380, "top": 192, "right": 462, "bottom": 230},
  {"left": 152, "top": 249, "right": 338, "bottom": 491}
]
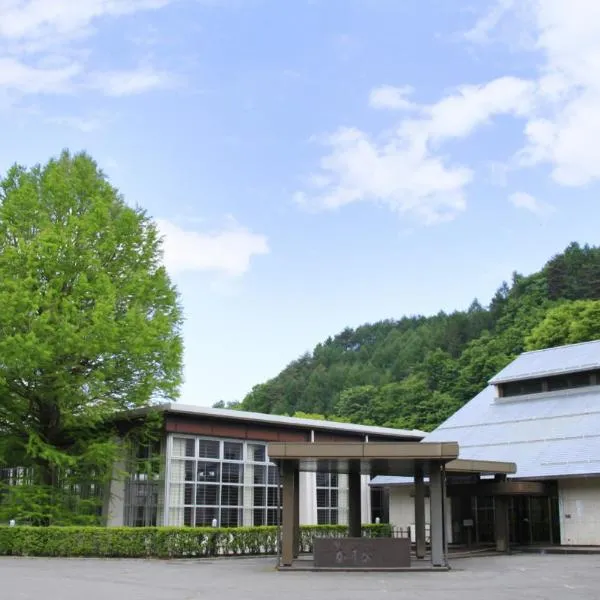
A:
[{"left": 106, "top": 406, "right": 424, "bottom": 528}]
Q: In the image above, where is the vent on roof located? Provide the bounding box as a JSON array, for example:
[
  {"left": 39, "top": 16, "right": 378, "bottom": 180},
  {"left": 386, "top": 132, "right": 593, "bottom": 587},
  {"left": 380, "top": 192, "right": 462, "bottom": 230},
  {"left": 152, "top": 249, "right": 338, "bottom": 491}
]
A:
[{"left": 497, "top": 369, "right": 600, "bottom": 399}]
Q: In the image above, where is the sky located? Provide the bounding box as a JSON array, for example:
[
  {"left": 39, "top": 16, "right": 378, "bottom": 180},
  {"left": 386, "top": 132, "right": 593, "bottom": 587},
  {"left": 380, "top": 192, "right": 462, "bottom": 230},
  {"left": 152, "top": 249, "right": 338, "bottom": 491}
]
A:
[{"left": 1, "top": 0, "right": 600, "bottom": 407}]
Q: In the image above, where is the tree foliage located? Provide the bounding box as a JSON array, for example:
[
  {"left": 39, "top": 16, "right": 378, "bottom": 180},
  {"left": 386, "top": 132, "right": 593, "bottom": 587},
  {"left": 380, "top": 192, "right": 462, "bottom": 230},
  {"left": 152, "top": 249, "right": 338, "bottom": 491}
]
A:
[
  {"left": 0, "top": 151, "right": 183, "bottom": 523},
  {"left": 235, "top": 242, "right": 600, "bottom": 432}
]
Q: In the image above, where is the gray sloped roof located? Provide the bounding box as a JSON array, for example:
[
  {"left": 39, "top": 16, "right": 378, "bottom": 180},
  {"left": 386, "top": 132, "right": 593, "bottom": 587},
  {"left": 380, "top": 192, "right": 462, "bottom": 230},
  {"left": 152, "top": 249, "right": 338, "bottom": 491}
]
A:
[
  {"left": 489, "top": 339, "right": 600, "bottom": 384},
  {"left": 145, "top": 403, "right": 426, "bottom": 439},
  {"left": 424, "top": 384, "right": 600, "bottom": 479}
]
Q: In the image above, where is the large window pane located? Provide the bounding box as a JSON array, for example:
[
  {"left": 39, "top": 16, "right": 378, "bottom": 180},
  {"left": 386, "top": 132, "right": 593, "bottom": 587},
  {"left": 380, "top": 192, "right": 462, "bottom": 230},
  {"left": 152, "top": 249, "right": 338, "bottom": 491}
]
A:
[
  {"left": 220, "top": 508, "right": 241, "bottom": 527},
  {"left": 253, "top": 487, "right": 265, "bottom": 507},
  {"left": 196, "top": 507, "right": 218, "bottom": 526},
  {"left": 196, "top": 484, "right": 219, "bottom": 506},
  {"left": 185, "top": 439, "right": 195, "bottom": 457},
  {"left": 253, "top": 465, "right": 266, "bottom": 485},
  {"left": 223, "top": 442, "right": 243, "bottom": 461},
  {"left": 198, "top": 440, "right": 220, "bottom": 459},
  {"left": 267, "top": 466, "right": 279, "bottom": 485},
  {"left": 222, "top": 463, "right": 242, "bottom": 484},
  {"left": 253, "top": 508, "right": 265, "bottom": 526},
  {"left": 221, "top": 485, "right": 240, "bottom": 506},
  {"left": 184, "top": 461, "right": 195, "bottom": 482},
  {"left": 267, "top": 487, "right": 279, "bottom": 507},
  {"left": 317, "top": 488, "right": 330, "bottom": 507},
  {"left": 197, "top": 461, "right": 220, "bottom": 482},
  {"left": 248, "top": 444, "right": 266, "bottom": 462}
]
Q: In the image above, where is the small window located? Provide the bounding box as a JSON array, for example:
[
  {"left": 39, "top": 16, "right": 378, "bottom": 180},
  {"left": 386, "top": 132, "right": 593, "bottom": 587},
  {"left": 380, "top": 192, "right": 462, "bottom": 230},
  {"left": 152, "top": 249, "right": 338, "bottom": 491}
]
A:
[
  {"left": 197, "top": 461, "right": 220, "bottom": 482},
  {"left": 223, "top": 442, "right": 243, "bottom": 461},
  {"left": 196, "top": 507, "right": 218, "bottom": 526},
  {"left": 221, "top": 485, "right": 240, "bottom": 506},
  {"left": 184, "top": 439, "right": 195, "bottom": 457},
  {"left": 196, "top": 484, "right": 219, "bottom": 506},
  {"left": 222, "top": 463, "right": 243, "bottom": 484},
  {"left": 248, "top": 444, "right": 266, "bottom": 462},
  {"left": 198, "top": 440, "right": 220, "bottom": 459},
  {"left": 253, "top": 487, "right": 265, "bottom": 507}
]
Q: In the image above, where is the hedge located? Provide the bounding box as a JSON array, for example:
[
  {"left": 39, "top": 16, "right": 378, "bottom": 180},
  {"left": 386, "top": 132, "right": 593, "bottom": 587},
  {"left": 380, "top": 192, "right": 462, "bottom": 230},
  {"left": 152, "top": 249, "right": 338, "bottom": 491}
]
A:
[{"left": 0, "top": 523, "right": 392, "bottom": 558}]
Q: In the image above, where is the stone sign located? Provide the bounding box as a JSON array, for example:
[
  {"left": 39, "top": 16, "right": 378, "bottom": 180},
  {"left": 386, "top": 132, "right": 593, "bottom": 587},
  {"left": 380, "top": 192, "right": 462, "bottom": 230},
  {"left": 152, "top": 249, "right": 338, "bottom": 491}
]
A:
[{"left": 313, "top": 537, "right": 411, "bottom": 569}]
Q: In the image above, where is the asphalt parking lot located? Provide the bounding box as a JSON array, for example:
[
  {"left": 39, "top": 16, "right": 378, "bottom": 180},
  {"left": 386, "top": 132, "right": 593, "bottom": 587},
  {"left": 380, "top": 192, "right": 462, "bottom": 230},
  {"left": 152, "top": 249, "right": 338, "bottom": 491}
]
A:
[{"left": 2, "top": 553, "right": 599, "bottom": 600}]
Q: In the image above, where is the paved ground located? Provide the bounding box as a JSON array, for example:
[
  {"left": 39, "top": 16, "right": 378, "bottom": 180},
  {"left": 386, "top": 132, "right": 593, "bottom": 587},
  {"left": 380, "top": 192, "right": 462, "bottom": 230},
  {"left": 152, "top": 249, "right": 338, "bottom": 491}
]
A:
[{"left": 2, "top": 554, "right": 600, "bottom": 600}]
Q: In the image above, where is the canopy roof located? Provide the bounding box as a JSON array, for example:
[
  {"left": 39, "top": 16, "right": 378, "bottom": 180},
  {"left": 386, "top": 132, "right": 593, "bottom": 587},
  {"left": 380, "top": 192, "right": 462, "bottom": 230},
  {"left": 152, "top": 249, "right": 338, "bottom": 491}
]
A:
[{"left": 267, "top": 442, "right": 515, "bottom": 477}]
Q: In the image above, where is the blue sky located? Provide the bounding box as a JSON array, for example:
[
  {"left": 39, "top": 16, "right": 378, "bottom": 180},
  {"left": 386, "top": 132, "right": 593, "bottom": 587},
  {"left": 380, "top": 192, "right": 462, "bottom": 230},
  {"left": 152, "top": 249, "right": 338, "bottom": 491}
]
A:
[{"left": 1, "top": 0, "right": 599, "bottom": 407}]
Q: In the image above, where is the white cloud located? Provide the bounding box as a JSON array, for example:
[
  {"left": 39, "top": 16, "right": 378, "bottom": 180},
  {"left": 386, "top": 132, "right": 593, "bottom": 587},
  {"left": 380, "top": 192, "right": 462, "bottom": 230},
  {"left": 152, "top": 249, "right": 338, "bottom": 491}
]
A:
[
  {"left": 295, "top": 126, "right": 472, "bottom": 225},
  {"left": 297, "top": 76, "right": 536, "bottom": 224},
  {"left": 509, "top": 191, "right": 555, "bottom": 216},
  {"left": 469, "top": 1, "right": 600, "bottom": 187},
  {"left": 0, "top": 56, "right": 79, "bottom": 94},
  {"left": 463, "top": 0, "right": 516, "bottom": 44},
  {"left": 156, "top": 218, "right": 269, "bottom": 277},
  {"left": 0, "top": 0, "right": 177, "bottom": 98},
  {"left": 87, "top": 67, "right": 175, "bottom": 96},
  {"left": 0, "top": 0, "right": 172, "bottom": 49},
  {"left": 369, "top": 85, "right": 416, "bottom": 111}
]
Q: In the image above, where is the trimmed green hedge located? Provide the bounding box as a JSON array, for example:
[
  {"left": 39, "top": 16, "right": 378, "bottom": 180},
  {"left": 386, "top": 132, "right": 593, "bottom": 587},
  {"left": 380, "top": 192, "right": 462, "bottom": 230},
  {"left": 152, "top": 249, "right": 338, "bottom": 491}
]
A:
[{"left": 0, "top": 523, "right": 392, "bottom": 558}]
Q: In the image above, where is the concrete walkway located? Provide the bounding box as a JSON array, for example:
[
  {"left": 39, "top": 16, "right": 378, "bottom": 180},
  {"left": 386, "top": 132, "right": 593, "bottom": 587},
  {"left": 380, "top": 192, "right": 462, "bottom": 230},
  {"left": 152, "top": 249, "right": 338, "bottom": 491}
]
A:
[{"left": 2, "top": 554, "right": 599, "bottom": 599}]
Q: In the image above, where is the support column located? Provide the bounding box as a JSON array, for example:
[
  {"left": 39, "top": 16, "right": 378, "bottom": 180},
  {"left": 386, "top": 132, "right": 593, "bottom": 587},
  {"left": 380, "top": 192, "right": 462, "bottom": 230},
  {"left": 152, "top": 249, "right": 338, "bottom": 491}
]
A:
[
  {"left": 281, "top": 461, "right": 298, "bottom": 566},
  {"left": 348, "top": 467, "right": 362, "bottom": 537},
  {"left": 293, "top": 468, "right": 300, "bottom": 558},
  {"left": 494, "top": 496, "right": 509, "bottom": 553},
  {"left": 414, "top": 466, "right": 426, "bottom": 559},
  {"left": 429, "top": 464, "right": 447, "bottom": 568}
]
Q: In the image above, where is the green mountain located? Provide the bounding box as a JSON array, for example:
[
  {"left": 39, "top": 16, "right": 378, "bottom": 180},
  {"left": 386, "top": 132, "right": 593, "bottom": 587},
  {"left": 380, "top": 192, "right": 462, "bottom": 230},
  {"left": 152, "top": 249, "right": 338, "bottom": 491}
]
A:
[{"left": 228, "top": 242, "right": 600, "bottom": 431}]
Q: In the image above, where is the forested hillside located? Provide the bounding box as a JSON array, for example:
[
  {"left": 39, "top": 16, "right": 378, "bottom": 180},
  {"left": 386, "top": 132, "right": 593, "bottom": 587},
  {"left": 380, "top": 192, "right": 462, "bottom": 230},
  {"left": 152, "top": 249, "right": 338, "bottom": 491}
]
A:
[{"left": 224, "top": 243, "right": 600, "bottom": 431}]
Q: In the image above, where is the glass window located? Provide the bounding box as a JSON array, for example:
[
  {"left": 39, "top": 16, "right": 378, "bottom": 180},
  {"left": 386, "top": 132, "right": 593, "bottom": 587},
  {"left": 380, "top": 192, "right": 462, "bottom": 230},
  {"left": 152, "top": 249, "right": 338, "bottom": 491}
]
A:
[
  {"left": 253, "top": 487, "right": 265, "bottom": 507},
  {"left": 221, "top": 485, "right": 240, "bottom": 506},
  {"left": 253, "top": 508, "right": 265, "bottom": 526},
  {"left": 267, "top": 509, "right": 279, "bottom": 526},
  {"left": 185, "top": 439, "right": 195, "bottom": 457},
  {"left": 196, "top": 484, "right": 219, "bottom": 506},
  {"left": 184, "top": 484, "right": 194, "bottom": 505},
  {"left": 248, "top": 444, "right": 266, "bottom": 462},
  {"left": 253, "top": 465, "right": 266, "bottom": 485},
  {"left": 267, "top": 487, "right": 279, "bottom": 507},
  {"left": 222, "top": 462, "right": 243, "bottom": 484},
  {"left": 196, "top": 507, "right": 218, "bottom": 526},
  {"left": 267, "top": 465, "right": 279, "bottom": 485},
  {"left": 220, "top": 508, "right": 241, "bottom": 527},
  {"left": 197, "top": 461, "right": 220, "bottom": 482},
  {"left": 223, "top": 442, "right": 243, "bottom": 461},
  {"left": 184, "top": 461, "right": 195, "bottom": 482},
  {"left": 198, "top": 440, "right": 220, "bottom": 459}
]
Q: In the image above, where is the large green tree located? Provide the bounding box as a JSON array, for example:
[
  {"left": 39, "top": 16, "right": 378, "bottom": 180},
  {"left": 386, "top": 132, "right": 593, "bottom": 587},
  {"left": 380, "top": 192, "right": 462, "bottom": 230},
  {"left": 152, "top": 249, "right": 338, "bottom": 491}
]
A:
[{"left": 0, "top": 151, "right": 183, "bottom": 524}]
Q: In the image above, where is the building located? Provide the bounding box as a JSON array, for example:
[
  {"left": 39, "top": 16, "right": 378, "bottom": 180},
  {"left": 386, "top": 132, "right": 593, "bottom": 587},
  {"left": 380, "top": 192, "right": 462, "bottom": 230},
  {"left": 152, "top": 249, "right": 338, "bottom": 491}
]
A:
[
  {"left": 373, "top": 339, "right": 600, "bottom": 547},
  {"left": 106, "top": 404, "right": 426, "bottom": 528}
]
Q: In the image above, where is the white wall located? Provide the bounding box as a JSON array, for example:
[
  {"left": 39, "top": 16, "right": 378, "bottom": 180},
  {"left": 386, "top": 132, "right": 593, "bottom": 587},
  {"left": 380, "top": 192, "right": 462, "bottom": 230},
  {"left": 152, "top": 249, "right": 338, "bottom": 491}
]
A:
[
  {"left": 388, "top": 486, "right": 452, "bottom": 543},
  {"left": 559, "top": 477, "right": 600, "bottom": 545}
]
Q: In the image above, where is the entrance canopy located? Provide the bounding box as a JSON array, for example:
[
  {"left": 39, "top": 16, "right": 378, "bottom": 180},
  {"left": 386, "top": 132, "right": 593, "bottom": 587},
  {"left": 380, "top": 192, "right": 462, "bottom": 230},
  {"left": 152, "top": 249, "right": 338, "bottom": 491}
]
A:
[
  {"left": 267, "top": 441, "right": 516, "bottom": 477},
  {"left": 268, "top": 441, "right": 517, "bottom": 570}
]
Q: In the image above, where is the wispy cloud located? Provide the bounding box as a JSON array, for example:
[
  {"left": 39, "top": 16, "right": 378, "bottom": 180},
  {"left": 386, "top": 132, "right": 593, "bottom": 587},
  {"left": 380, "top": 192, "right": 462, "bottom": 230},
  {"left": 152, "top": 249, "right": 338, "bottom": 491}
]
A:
[
  {"left": 296, "top": 76, "right": 535, "bottom": 225},
  {"left": 87, "top": 67, "right": 176, "bottom": 96},
  {"left": 509, "top": 191, "right": 555, "bottom": 217},
  {"left": 0, "top": 0, "right": 178, "bottom": 99},
  {"left": 369, "top": 85, "right": 416, "bottom": 111}
]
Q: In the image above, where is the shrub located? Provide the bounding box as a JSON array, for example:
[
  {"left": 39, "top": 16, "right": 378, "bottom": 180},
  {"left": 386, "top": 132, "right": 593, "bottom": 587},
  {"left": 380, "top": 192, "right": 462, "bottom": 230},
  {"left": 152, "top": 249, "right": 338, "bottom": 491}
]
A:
[{"left": 0, "top": 523, "right": 392, "bottom": 558}]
